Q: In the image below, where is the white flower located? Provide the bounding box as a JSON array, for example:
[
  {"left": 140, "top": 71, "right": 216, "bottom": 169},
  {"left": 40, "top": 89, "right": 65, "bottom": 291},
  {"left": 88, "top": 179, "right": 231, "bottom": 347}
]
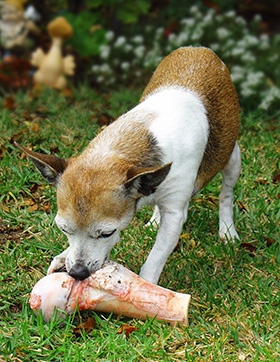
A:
[
  {"left": 180, "top": 18, "right": 195, "bottom": 28},
  {"left": 189, "top": 6, "right": 201, "bottom": 18},
  {"left": 191, "top": 27, "right": 204, "bottom": 42},
  {"left": 114, "top": 36, "right": 126, "bottom": 48},
  {"left": 144, "top": 50, "right": 161, "bottom": 68},
  {"left": 99, "top": 64, "right": 111, "bottom": 74},
  {"left": 177, "top": 32, "right": 189, "bottom": 45},
  {"left": 97, "top": 75, "right": 104, "bottom": 83},
  {"left": 105, "top": 31, "right": 114, "bottom": 42},
  {"left": 240, "top": 85, "right": 255, "bottom": 98},
  {"left": 225, "top": 10, "right": 235, "bottom": 18},
  {"left": 121, "top": 62, "right": 130, "bottom": 71},
  {"left": 134, "top": 45, "right": 145, "bottom": 59},
  {"left": 259, "top": 34, "right": 270, "bottom": 50},
  {"left": 201, "top": 10, "right": 214, "bottom": 26},
  {"left": 132, "top": 35, "right": 144, "bottom": 44},
  {"left": 226, "top": 39, "right": 235, "bottom": 48},
  {"left": 259, "top": 87, "right": 280, "bottom": 109},
  {"left": 230, "top": 66, "right": 245, "bottom": 83},
  {"left": 155, "top": 27, "right": 164, "bottom": 40},
  {"left": 216, "top": 28, "right": 230, "bottom": 40},
  {"left": 236, "top": 16, "right": 246, "bottom": 27},
  {"left": 124, "top": 44, "right": 133, "bottom": 52},
  {"left": 247, "top": 71, "right": 264, "bottom": 87},
  {"left": 100, "top": 45, "right": 110, "bottom": 60},
  {"left": 253, "top": 14, "right": 262, "bottom": 24},
  {"left": 231, "top": 47, "right": 244, "bottom": 57},
  {"left": 241, "top": 52, "right": 256, "bottom": 63},
  {"left": 168, "top": 33, "right": 177, "bottom": 43},
  {"left": 244, "top": 35, "right": 259, "bottom": 47},
  {"left": 92, "top": 65, "right": 99, "bottom": 73},
  {"left": 210, "top": 43, "right": 220, "bottom": 52}
]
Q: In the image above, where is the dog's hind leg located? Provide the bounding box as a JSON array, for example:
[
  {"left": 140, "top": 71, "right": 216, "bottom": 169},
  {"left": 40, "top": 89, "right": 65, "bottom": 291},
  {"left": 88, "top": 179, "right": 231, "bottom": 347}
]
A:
[
  {"left": 145, "top": 205, "right": 161, "bottom": 230},
  {"left": 219, "top": 142, "right": 241, "bottom": 242}
]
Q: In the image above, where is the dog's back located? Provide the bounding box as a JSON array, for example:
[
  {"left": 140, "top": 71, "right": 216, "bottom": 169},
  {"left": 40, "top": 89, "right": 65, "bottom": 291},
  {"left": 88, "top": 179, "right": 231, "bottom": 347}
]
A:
[{"left": 140, "top": 46, "right": 240, "bottom": 191}]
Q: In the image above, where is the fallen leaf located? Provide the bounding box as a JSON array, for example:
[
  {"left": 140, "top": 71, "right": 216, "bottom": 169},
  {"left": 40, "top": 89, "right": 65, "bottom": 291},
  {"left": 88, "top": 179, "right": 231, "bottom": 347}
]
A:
[
  {"left": 180, "top": 233, "right": 190, "bottom": 241},
  {"left": 3, "top": 94, "right": 15, "bottom": 110},
  {"left": 90, "top": 24, "right": 102, "bottom": 33},
  {"left": 23, "top": 198, "right": 35, "bottom": 207},
  {"left": 237, "top": 200, "right": 249, "bottom": 213},
  {"left": 240, "top": 242, "right": 257, "bottom": 256},
  {"left": 27, "top": 203, "right": 38, "bottom": 212},
  {"left": 29, "top": 183, "right": 40, "bottom": 194},
  {"left": 73, "top": 317, "right": 97, "bottom": 336},
  {"left": 206, "top": 196, "right": 219, "bottom": 207},
  {"left": 265, "top": 237, "right": 276, "bottom": 247},
  {"left": 42, "top": 204, "right": 52, "bottom": 214},
  {"left": 0, "top": 145, "right": 7, "bottom": 160},
  {"left": 32, "top": 123, "right": 40, "bottom": 132},
  {"left": 272, "top": 174, "right": 280, "bottom": 184},
  {"left": 1, "top": 203, "right": 9, "bottom": 213},
  {"left": 116, "top": 324, "right": 139, "bottom": 337},
  {"left": 255, "top": 178, "right": 269, "bottom": 185},
  {"left": 96, "top": 113, "right": 114, "bottom": 127},
  {"left": 61, "top": 87, "right": 74, "bottom": 97}
]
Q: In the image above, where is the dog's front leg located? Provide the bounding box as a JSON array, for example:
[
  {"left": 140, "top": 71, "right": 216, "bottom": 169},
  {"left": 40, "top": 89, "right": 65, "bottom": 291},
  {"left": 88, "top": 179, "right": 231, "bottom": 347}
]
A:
[
  {"left": 140, "top": 207, "right": 187, "bottom": 284},
  {"left": 47, "top": 247, "right": 70, "bottom": 275}
]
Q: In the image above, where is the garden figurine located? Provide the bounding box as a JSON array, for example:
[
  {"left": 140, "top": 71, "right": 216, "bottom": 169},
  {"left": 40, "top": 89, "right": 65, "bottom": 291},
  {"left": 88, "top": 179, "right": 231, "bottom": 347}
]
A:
[
  {"left": 0, "top": 0, "right": 40, "bottom": 55},
  {"left": 31, "top": 17, "right": 75, "bottom": 89}
]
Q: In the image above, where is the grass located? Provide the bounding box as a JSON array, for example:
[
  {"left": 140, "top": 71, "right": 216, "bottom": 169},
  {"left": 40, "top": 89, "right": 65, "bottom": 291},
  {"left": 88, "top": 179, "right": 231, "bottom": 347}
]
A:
[{"left": 0, "top": 86, "right": 279, "bottom": 361}]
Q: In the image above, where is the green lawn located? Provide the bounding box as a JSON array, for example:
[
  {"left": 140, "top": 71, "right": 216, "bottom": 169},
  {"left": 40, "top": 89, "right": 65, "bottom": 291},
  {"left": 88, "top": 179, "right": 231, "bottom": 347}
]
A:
[{"left": 0, "top": 86, "right": 279, "bottom": 361}]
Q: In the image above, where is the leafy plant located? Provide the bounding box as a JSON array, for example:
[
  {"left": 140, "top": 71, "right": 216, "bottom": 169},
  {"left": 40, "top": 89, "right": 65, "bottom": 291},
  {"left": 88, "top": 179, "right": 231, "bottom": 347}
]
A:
[
  {"left": 91, "top": 6, "right": 280, "bottom": 111},
  {"left": 63, "top": 11, "right": 106, "bottom": 57},
  {"left": 85, "top": 0, "right": 151, "bottom": 24}
]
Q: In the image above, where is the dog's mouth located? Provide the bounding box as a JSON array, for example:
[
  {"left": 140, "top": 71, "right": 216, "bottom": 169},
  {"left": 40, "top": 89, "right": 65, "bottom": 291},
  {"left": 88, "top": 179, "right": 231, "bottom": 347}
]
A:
[{"left": 104, "top": 253, "right": 110, "bottom": 263}]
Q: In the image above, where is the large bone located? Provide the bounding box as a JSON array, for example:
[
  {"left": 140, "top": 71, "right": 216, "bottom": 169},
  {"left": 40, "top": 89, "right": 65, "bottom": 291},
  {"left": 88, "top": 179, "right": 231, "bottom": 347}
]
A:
[{"left": 29, "top": 261, "right": 191, "bottom": 325}]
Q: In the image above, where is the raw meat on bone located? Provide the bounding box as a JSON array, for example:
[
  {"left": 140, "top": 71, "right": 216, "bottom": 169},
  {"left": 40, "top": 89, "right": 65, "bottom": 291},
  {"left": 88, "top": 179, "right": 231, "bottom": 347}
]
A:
[{"left": 29, "top": 261, "right": 191, "bottom": 325}]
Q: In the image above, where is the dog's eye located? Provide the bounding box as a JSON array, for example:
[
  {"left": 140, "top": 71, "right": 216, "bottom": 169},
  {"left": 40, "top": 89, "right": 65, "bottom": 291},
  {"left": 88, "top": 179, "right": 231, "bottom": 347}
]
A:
[{"left": 100, "top": 229, "right": 117, "bottom": 238}]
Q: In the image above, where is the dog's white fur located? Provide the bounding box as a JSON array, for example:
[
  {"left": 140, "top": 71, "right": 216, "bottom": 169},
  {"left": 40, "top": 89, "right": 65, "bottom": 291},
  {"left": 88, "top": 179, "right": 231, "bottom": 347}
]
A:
[
  {"left": 18, "top": 47, "right": 241, "bottom": 284},
  {"left": 133, "top": 88, "right": 210, "bottom": 282}
]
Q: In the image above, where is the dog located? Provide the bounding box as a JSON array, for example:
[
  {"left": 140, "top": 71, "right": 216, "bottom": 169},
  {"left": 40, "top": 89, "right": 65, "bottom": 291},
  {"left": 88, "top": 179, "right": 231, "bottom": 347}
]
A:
[{"left": 17, "top": 47, "right": 241, "bottom": 285}]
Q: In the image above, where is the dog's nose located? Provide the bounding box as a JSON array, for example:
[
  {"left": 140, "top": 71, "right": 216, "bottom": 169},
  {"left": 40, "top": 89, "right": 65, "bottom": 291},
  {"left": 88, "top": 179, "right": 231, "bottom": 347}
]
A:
[{"left": 69, "top": 262, "right": 90, "bottom": 280}]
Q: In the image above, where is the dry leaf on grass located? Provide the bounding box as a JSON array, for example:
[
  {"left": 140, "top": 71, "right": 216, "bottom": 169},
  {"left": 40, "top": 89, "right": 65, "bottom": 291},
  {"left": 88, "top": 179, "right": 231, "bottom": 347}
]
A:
[
  {"left": 73, "top": 317, "right": 97, "bottom": 336},
  {"left": 116, "top": 324, "right": 139, "bottom": 337},
  {"left": 3, "top": 94, "right": 15, "bottom": 110},
  {"left": 265, "top": 237, "right": 276, "bottom": 247},
  {"left": 272, "top": 173, "right": 280, "bottom": 184},
  {"left": 237, "top": 200, "right": 249, "bottom": 212}
]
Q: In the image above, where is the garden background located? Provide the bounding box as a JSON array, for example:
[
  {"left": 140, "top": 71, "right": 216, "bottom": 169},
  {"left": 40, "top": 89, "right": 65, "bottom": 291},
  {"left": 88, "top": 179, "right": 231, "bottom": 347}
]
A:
[{"left": 0, "top": 0, "right": 280, "bottom": 361}]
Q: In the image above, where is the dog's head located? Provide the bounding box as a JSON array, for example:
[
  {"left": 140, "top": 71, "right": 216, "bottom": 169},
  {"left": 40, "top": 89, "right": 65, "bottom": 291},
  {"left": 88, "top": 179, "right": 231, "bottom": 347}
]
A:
[{"left": 16, "top": 143, "right": 171, "bottom": 280}]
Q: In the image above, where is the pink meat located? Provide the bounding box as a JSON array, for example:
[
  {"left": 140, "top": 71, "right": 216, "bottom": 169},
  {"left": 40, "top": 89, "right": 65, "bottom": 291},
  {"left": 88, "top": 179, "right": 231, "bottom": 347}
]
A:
[{"left": 29, "top": 261, "right": 191, "bottom": 325}]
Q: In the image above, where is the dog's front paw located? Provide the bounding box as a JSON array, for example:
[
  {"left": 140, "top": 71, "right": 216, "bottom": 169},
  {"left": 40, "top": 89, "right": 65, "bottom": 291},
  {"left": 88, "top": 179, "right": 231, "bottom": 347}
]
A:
[
  {"left": 47, "top": 256, "right": 66, "bottom": 275},
  {"left": 219, "top": 225, "right": 240, "bottom": 244}
]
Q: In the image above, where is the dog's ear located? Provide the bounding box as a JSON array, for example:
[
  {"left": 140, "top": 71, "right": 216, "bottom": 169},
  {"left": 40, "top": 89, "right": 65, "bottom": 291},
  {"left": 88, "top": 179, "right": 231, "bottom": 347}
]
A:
[
  {"left": 124, "top": 163, "right": 172, "bottom": 198},
  {"left": 15, "top": 142, "right": 69, "bottom": 184}
]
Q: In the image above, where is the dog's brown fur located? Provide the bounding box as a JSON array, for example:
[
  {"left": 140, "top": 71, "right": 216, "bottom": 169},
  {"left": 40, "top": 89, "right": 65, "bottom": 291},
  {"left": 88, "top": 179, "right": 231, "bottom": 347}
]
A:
[
  {"left": 140, "top": 47, "right": 240, "bottom": 191},
  {"left": 56, "top": 112, "right": 163, "bottom": 227}
]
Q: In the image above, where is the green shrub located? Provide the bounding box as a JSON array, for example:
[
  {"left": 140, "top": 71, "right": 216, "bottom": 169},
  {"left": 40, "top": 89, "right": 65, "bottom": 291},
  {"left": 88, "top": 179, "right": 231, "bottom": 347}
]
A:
[{"left": 91, "top": 6, "right": 280, "bottom": 110}]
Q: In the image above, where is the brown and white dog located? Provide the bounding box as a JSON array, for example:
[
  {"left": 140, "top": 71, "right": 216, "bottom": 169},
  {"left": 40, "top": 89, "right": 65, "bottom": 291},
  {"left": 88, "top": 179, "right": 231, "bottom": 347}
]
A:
[{"left": 17, "top": 47, "right": 241, "bottom": 284}]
